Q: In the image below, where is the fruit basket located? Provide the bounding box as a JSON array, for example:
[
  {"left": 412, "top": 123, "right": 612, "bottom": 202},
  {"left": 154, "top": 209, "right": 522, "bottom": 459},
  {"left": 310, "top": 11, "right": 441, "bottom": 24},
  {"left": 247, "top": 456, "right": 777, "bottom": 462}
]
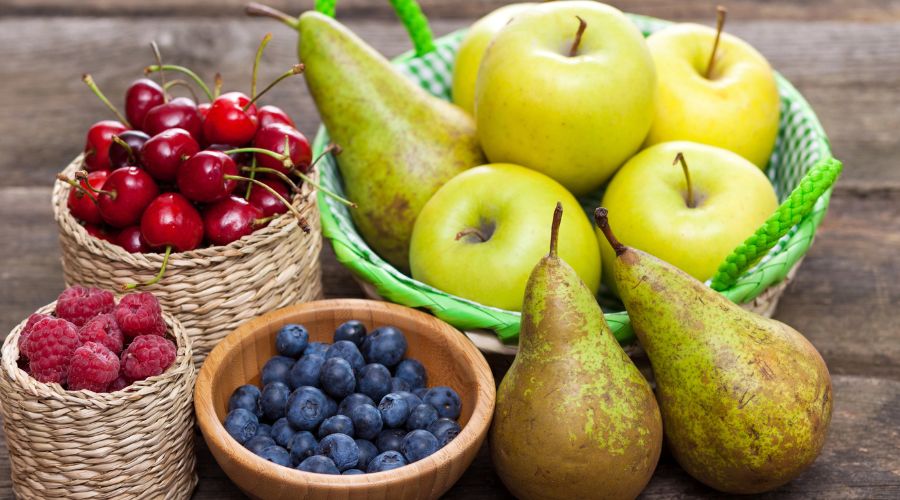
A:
[
  {"left": 0, "top": 302, "right": 197, "bottom": 499},
  {"left": 315, "top": 0, "right": 843, "bottom": 349},
  {"left": 53, "top": 154, "right": 323, "bottom": 365}
]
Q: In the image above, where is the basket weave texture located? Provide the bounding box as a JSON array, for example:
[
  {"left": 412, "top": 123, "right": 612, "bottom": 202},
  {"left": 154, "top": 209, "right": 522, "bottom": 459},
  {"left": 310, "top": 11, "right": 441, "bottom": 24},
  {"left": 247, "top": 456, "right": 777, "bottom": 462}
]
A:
[
  {"left": 52, "top": 156, "right": 324, "bottom": 366},
  {"left": 0, "top": 303, "right": 197, "bottom": 499}
]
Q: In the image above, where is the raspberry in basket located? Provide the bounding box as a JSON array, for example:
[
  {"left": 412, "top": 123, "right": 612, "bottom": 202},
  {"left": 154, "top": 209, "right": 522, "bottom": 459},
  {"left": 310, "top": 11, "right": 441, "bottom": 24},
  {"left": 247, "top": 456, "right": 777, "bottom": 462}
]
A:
[
  {"left": 28, "top": 317, "right": 81, "bottom": 384},
  {"left": 121, "top": 335, "right": 176, "bottom": 381},
  {"left": 115, "top": 292, "right": 165, "bottom": 338},
  {"left": 56, "top": 286, "right": 115, "bottom": 327},
  {"left": 18, "top": 313, "right": 51, "bottom": 358},
  {"left": 79, "top": 313, "right": 125, "bottom": 354},
  {"left": 68, "top": 341, "right": 120, "bottom": 392},
  {"left": 107, "top": 374, "right": 129, "bottom": 392}
]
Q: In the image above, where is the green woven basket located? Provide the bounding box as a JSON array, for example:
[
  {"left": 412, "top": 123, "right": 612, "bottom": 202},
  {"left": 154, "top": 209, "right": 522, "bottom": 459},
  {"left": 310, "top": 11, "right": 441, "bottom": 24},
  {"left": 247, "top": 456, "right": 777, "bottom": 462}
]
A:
[{"left": 313, "top": 0, "right": 842, "bottom": 346}]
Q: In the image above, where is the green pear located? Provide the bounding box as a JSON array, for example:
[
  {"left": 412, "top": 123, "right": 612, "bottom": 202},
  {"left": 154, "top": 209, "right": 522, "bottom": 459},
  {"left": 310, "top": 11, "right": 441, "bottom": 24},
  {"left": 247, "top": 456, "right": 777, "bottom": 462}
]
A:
[
  {"left": 595, "top": 207, "right": 832, "bottom": 494},
  {"left": 491, "top": 203, "right": 662, "bottom": 500}
]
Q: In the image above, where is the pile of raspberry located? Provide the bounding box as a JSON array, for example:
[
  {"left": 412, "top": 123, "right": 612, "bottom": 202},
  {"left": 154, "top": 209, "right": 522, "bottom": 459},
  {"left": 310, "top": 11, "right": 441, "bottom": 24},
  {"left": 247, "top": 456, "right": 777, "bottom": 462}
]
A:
[{"left": 17, "top": 286, "right": 177, "bottom": 392}]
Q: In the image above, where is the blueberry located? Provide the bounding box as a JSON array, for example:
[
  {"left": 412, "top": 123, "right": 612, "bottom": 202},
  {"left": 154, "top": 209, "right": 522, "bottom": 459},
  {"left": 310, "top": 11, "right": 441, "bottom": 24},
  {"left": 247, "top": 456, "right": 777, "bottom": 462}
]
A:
[
  {"left": 349, "top": 403, "right": 383, "bottom": 440},
  {"left": 296, "top": 455, "right": 340, "bottom": 475},
  {"left": 260, "top": 381, "right": 291, "bottom": 421},
  {"left": 228, "top": 384, "right": 261, "bottom": 417},
  {"left": 319, "top": 414, "right": 355, "bottom": 438},
  {"left": 325, "top": 340, "right": 365, "bottom": 373},
  {"left": 261, "top": 355, "right": 295, "bottom": 386},
  {"left": 305, "top": 342, "right": 329, "bottom": 358},
  {"left": 323, "top": 395, "right": 338, "bottom": 418},
  {"left": 394, "top": 359, "right": 427, "bottom": 389},
  {"left": 427, "top": 418, "right": 462, "bottom": 448},
  {"left": 356, "top": 363, "right": 392, "bottom": 402},
  {"left": 375, "top": 428, "right": 406, "bottom": 453},
  {"left": 406, "top": 403, "right": 439, "bottom": 431},
  {"left": 320, "top": 357, "right": 356, "bottom": 399},
  {"left": 224, "top": 408, "right": 258, "bottom": 444},
  {"left": 395, "top": 391, "right": 422, "bottom": 411},
  {"left": 355, "top": 439, "right": 379, "bottom": 469},
  {"left": 275, "top": 324, "right": 309, "bottom": 357},
  {"left": 244, "top": 435, "right": 275, "bottom": 456},
  {"left": 378, "top": 393, "right": 411, "bottom": 429},
  {"left": 400, "top": 429, "right": 439, "bottom": 462},
  {"left": 422, "top": 386, "right": 461, "bottom": 420},
  {"left": 334, "top": 320, "right": 366, "bottom": 346},
  {"left": 259, "top": 445, "right": 292, "bottom": 467},
  {"left": 412, "top": 387, "right": 428, "bottom": 399},
  {"left": 316, "top": 433, "right": 359, "bottom": 471},
  {"left": 361, "top": 326, "right": 407, "bottom": 367},
  {"left": 342, "top": 468, "right": 365, "bottom": 475},
  {"left": 288, "top": 354, "right": 325, "bottom": 389},
  {"left": 255, "top": 423, "right": 272, "bottom": 437},
  {"left": 338, "top": 393, "right": 375, "bottom": 417},
  {"left": 270, "top": 417, "right": 296, "bottom": 448},
  {"left": 367, "top": 450, "right": 408, "bottom": 473},
  {"left": 391, "top": 377, "right": 410, "bottom": 392},
  {"left": 288, "top": 431, "right": 318, "bottom": 465},
  {"left": 286, "top": 386, "right": 329, "bottom": 431}
]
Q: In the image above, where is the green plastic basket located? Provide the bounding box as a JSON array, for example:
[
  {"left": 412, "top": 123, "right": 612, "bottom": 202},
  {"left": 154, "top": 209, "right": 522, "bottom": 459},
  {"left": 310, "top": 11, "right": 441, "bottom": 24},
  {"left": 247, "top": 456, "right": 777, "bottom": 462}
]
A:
[{"left": 313, "top": 0, "right": 843, "bottom": 346}]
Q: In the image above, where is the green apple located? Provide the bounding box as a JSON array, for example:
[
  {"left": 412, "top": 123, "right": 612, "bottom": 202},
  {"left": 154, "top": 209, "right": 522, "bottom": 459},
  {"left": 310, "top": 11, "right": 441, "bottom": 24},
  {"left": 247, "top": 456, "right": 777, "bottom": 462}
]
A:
[
  {"left": 410, "top": 163, "right": 600, "bottom": 311},
  {"left": 475, "top": 1, "right": 656, "bottom": 197},
  {"left": 598, "top": 141, "right": 778, "bottom": 295},
  {"left": 645, "top": 21, "right": 780, "bottom": 169},
  {"left": 452, "top": 3, "right": 536, "bottom": 115}
]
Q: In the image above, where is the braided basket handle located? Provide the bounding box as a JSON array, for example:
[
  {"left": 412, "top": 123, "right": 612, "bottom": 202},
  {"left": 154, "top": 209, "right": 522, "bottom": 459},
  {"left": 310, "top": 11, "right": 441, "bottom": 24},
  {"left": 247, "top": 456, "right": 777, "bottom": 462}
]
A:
[
  {"left": 314, "top": 0, "right": 436, "bottom": 57},
  {"left": 710, "top": 157, "right": 843, "bottom": 291}
]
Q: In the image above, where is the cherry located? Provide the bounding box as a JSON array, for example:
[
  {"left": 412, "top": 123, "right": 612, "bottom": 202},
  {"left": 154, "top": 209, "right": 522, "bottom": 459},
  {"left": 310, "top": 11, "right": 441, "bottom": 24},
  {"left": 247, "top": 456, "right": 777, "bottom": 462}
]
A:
[
  {"left": 116, "top": 225, "right": 152, "bottom": 253},
  {"left": 83, "top": 120, "right": 127, "bottom": 172},
  {"left": 143, "top": 97, "right": 202, "bottom": 140},
  {"left": 176, "top": 150, "right": 239, "bottom": 203},
  {"left": 203, "top": 92, "right": 259, "bottom": 146},
  {"left": 64, "top": 170, "right": 108, "bottom": 225},
  {"left": 84, "top": 224, "right": 118, "bottom": 243},
  {"left": 140, "top": 128, "right": 200, "bottom": 182},
  {"left": 109, "top": 130, "right": 150, "bottom": 169},
  {"left": 203, "top": 196, "right": 268, "bottom": 246},
  {"left": 247, "top": 177, "right": 290, "bottom": 217},
  {"left": 252, "top": 123, "right": 311, "bottom": 174},
  {"left": 125, "top": 79, "right": 165, "bottom": 131},
  {"left": 85, "top": 166, "right": 159, "bottom": 228},
  {"left": 257, "top": 105, "right": 295, "bottom": 128}
]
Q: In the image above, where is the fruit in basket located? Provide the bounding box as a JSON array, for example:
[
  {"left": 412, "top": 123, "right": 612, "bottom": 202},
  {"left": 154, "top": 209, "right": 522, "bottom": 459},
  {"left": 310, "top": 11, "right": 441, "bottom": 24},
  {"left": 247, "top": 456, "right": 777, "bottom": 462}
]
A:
[
  {"left": 253, "top": 123, "right": 312, "bottom": 174},
  {"left": 56, "top": 285, "right": 115, "bottom": 327},
  {"left": 64, "top": 170, "right": 108, "bottom": 225},
  {"left": 451, "top": 2, "right": 536, "bottom": 114},
  {"left": 203, "top": 196, "right": 266, "bottom": 246},
  {"left": 475, "top": 1, "right": 656, "bottom": 196},
  {"left": 595, "top": 208, "right": 832, "bottom": 494},
  {"left": 491, "top": 204, "right": 662, "bottom": 500},
  {"left": 598, "top": 141, "right": 777, "bottom": 294},
  {"left": 108, "top": 130, "right": 150, "bottom": 169},
  {"left": 94, "top": 166, "right": 160, "bottom": 228},
  {"left": 645, "top": 8, "right": 780, "bottom": 168},
  {"left": 140, "top": 128, "right": 200, "bottom": 182},
  {"left": 203, "top": 91, "right": 259, "bottom": 146},
  {"left": 79, "top": 313, "right": 125, "bottom": 353},
  {"left": 410, "top": 164, "right": 600, "bottom": 311},
  {"left": 26, "top": 317, "right": 81, "bottom": 384},
  {"left": 83, "top": 120, "right": 128, "bottom": 172},
  {"left": 116, "top": 225, "right": 152, "bottom": 253},
  {"left": 125, "top": 78, "right": 165, "bottom": 128},
  {"left": 68, "top": 341, "right": 120, "bottom": 392},
  {"left": 177, "top": 150, "right": 239, "bottom": 202},
  {"left": 115, "top": 291, "right": 165, "bottom": 337},
  {"left": 257, "top": 105, "right": 295, "bottom": 128},
  {"left": 120, "top": 334, "right": 177, "bottom": 381},
  {"left": 143, "top": 96, "right": 203, "bottom": 139}
]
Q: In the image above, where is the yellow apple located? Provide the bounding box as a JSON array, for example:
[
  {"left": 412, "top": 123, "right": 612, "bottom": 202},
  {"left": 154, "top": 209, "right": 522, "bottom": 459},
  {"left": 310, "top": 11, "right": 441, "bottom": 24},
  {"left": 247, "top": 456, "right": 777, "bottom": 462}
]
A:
[
  {"left": 598, "top": 141, "right": 778, "bottom": 295},
  {"left": 475, "top": 1, "right": 656, "bottom": 196},
  {"left": 645, "top": 23, "right": 780, "bottom": 169},
  {"left": 451, "top": 3, "right": 536, "bottom": 115}
]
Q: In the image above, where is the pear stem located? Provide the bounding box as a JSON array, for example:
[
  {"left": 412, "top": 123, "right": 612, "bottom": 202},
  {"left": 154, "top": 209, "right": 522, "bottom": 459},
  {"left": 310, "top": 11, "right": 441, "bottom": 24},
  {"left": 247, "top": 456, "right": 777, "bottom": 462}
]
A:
[
  {"left": 568, "top": 16, "right": 587, "bottom": 57},
  {"left": 455, "top": 228, "right": 487, "bottom": 242},
  {"left": 82, "top": 74, "right": 131, "bottom": 127},
  {"left": 111, "top": 135, "right": 135, "bottom": 164},
  {"left": 244, "top": 64, "right": 304, "bottom": 110},
  {"left": 549, "top": 202, "right": 562, "bottom": 257},
  {"left": 245, "top": 2, "right": 300, "bottom": 29},
  {"left": 124, "top": 245, "right": 171, "bottom": 290},
  {"left": 145, "top": 64, "right": 214, "bottom": 101},
  {"left": 251, "top": 33, "right": 273, "bottom": 99},
  {"left": 673, "top": 152, "right": 696, "bottom": 208},
  {"left": 705, "top": 6, "right": 727, "bottom": 79},
  {"left": 594, "top": 207, "right": 627, "bottom": 257}
]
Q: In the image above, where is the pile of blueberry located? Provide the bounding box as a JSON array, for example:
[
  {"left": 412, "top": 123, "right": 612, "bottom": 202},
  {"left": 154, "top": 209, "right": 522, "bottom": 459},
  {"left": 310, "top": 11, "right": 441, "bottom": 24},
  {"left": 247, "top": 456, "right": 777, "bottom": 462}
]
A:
[{"left": 223, "top": 321, "right": 463, "bottom": 475}]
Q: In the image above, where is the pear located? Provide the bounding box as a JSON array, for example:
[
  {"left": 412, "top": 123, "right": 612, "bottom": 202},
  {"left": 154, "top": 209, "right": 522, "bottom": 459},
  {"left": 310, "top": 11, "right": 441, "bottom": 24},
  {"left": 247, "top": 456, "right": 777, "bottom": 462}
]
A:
[
  {"left": 490, "top": 203, "right": 662, "bottom": 500},
  {"left": 594, "top": 207, "right": 833, "bottom": 494}
]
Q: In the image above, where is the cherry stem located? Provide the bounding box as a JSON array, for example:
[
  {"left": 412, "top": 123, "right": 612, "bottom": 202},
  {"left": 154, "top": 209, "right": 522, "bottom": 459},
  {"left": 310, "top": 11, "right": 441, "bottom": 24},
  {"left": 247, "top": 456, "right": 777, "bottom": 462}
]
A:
[
  {"left": 124, "top": 245, "right": 171, "bottom": 290},
  {"left": 244, "top": 64, "right": 304, "bottom": 110},
  {"left": 164, "top": 79, "right": 200, "bottom": 102},
  {"left": 74, "top": 171, "right": 115, "bottom": 199},
  {"left": 82, "top": 74, "right": 131, "bottom": 127},
  {"left": 150, "top": 41, "right": 168, "bottom": 103},
  {"left": 224, "top": 175, "right": 311, "bottom": 232},
  {"left": 224, "top": 147, "right": 291, "bottom": 167},
  {"left": 594, "top": 207, "right": 627, "bottom": 257},
  {"left": 245, "top": 2, "right": 300, "bottom": 30},
  {"left": 569, "top": 16, "right": 587, "bottom": 57},
  {"left": 706, "top": 6, "right": 727, "bottom": 79},
  {"left": 111, "top": 135, "right": 135, "bottom": 164},
  {"left": 241, "top": 166, "right": 300, "bottom": 193},
  {"left": 673, "top": 152, "right": 695, "bottom": 208},
  {"left": 244, "top": 155, "right": 258, "bottom": 200},
  {"left": 253, "top": 215, "right": 277, "bottom": 227},
  {"left": 214, "top": 72, "right": 223, "bottom": 99},
  {"left": 549, "top": 202, "right": 562, "bottom": 257},
  {"left": 56, "top": 174, "right": 98, "bottom": 204},
  {"left": 292, "top": 169, "right": 356, "bottom": 208},
  {"left": 251, "top": 33, "right": 273, "bottom": 99},
  {"left": 145, "top": 65, "right": 214, "bottom": 101},
  {"left": 455, "top": 228, "right": 487, "bottom": 242}
]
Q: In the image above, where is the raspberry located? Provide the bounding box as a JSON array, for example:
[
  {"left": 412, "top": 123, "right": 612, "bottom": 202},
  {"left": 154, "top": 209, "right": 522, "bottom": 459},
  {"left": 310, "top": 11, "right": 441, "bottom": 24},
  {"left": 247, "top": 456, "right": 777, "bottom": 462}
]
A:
[
  {"left": 56, "top": 286, "right": 115, "bottom": 327},
  {"left": 79, "top": 313, "right": 125, "bottom": 354},
  {"left": 106, "top": 375, "right": 130, "bottom": 392},
  {"left": 115, "top": 292, "right": 166, "bottom": 338},
  {"left": 18, "top": 313, "right": 51, "bottom": 359},
  {"left": 121, "top": 335, "right": 176, "bottom": 381},
  {"left": 28, "top": 318, "right": 81, "bottom": 385},
  {"left": 68, "top": 342, "right": 120, "bottom": 392}
]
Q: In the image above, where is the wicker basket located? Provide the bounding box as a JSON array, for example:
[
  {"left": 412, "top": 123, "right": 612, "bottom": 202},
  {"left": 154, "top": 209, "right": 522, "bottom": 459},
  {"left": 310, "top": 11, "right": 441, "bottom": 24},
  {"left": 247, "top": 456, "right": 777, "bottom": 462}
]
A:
[
  {"left": 0, "top": 303, "right": 197, "bottom": 499},
  {"left": 52, "top": 155, "right": 324, "bottom": 366}
]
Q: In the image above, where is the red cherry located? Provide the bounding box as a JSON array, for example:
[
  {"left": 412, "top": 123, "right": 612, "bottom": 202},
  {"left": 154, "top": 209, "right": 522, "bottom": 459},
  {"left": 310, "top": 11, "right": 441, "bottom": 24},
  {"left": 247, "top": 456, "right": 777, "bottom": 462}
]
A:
[
  {"left": 140, "top": 128, "right": 200, "bottom": 182},
  {"left": 140, "top": 193, "right": 203, "bottom": 252},
  {"left": 96, "top": 167, "right": 159, "bottom": 228},
  {"left": 247, "top": 177, "right": 290, "bottom": 217},
  {"left": 84, "top": 224, "right": 118, "bottom": 243},
  {"left": 67, "top": 170, "right": 108, "bottom": 225},
  {"left": 257, "top": 105, "right": 295, "bottom": 128},
  {"left": 177, "top": 150, "right": 238, "bottom": 203},
  {"left": 109, "top": 130, "right": 150, "bottom": 169},
  {"left": 83, "top": 121, "right": 127, "bottom": 172},
  {"left": 142, "top": 97, "right": 202, "bottom": 140},
  {"left": 125, "top": 79, "right": 165, "bottom": 132},
  {"left": 115, "top": 225, "right": 152, "bottom": 253},
  {"left": 252, "top": 123, "right": 311, "bottom": 174},
  {"left": 203, "top": 196, "right": 265, "bottom": 246},
  {"left": 198, "top": 102, "right": 211, "bottom": 120},
  {"left": 203, "top": 92, "right": 259, "bottom": 146}
]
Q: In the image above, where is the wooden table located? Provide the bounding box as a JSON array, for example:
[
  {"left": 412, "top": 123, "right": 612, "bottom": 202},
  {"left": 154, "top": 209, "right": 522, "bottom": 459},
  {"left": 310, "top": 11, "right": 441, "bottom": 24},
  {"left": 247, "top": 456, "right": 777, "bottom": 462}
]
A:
[{"left": 1, "top": 1, "right": 898, "bottom": 498}]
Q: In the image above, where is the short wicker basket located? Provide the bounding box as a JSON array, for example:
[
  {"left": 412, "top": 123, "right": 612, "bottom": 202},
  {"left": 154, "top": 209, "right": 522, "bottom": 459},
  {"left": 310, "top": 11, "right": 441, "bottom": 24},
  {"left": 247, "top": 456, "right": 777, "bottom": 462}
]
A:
[
  {"left": 0, "top": 303, "right": 197, "bottom": 499},
  {"left": 52, "top": 155, "right": 324, "bottom": 366}
]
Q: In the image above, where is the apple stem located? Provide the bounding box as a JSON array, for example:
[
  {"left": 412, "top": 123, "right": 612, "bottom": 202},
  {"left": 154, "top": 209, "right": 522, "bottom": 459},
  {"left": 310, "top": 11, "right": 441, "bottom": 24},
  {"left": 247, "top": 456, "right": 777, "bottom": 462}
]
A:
[
  {"left": 164, "top": 79, "right": 200, "bottom": 102},
  {"left": 150, "top": 41, "right": 169, "bottom": 103},
  {"left": 594, "top": 207, "right": 627, "bottom": 257},
  {"left": 111, "top": 135, "right": 136, "bottom": 165},
  {"left": 124, "top": 245, "right": 171, "bottom": 290},
  {"left": 82, "top": 74, "right": 131, "bottom": 127},
  {"left": 569, "top": 16, "right": 588, "bottom": 57},
  {"left": 245, "top": 2, "right": 300, "bottom": 30},
  {"left": 145, "top": 64, "right": 214, "bottom": 101},
  {"left": 549, "top": 202, "right": 563, "bottom": 257},
  {"left": 57, "top": 174, "right": 98, "bottom": 204},
  {"left": 251, "top": 33, "right": 273, "bottom": 99},
  {"left": 705, "top": 5, "right": 727, "bottom": 79},
  {"left": 244, "top": 64, "right": 304, "bottom": 111},
  {"left": 214, "top": 72, "right": 223, "bottom": 99},
  {"left": 673, "top": 152, "right": 696, "bottom": 208},
  {"left": 455, "top": 228, "right": 488, "bottom": 243},
  {"left": 241, "top": 166, "right": 301, "bottom": 193},
  {"left": 223, "top": 174, "right": 311, "bottom": 232}
]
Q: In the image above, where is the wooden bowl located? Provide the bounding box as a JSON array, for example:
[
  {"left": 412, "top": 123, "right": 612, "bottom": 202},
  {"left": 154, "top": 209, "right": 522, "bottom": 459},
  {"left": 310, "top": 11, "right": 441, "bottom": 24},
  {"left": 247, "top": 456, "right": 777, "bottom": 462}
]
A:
[{"left": 195, "top": 299, "right": 496, "bottom": 500}]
